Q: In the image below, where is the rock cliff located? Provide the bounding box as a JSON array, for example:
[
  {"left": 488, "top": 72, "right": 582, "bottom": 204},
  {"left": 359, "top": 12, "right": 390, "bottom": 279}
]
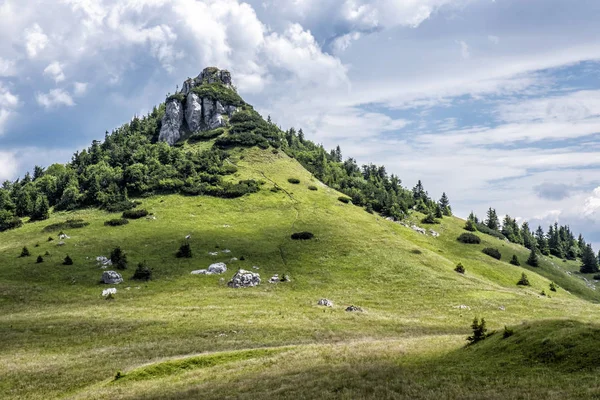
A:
[{"left": 158, "top": 67, "right": 241, "bottom": 145}]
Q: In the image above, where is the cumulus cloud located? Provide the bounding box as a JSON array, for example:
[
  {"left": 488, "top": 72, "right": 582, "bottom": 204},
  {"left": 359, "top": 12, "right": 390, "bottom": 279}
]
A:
[
  {"left": 73, "top": 82, "right": 88, "bottom": 96},
  {"left": 583, "top": 187, "right": 600, "bottom": 220},
  {"left": 0, "top": 84, "right": 18, "bottom": 135},
  {"left": 43, "top": 61, "right": 65, "bottom": 83},
  {"left": 0, "top": 58, "right": 15, "bottom": 76},
  {"left": 0, "top": 151, "right": 18, "bottom": 181},
  {"left": 534, "top": 183, "right": 573, "bottom": 201},
  {"left": 36, "top": 89, "right": 75, "bottom": 109},
  {"left": 24, "top": 23, "right": 48, "bottom": 58}
]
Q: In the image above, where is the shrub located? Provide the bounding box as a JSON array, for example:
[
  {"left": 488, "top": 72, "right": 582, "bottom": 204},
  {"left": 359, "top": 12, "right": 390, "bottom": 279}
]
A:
[
  {"left": 510, "top": 255, "right": 520, "bottom": 266},
  {"left": 457, "top": 233, "right": 481, "bottom": 244},
  {"left": 288, "top": 178, "right": 300, "bottom": 184},
  {"left": 214, "top": 132, "right": 269, "bottom": 149},
  {"left": 467, "top": 317, "right": 488, "bottom": 344},
  {"left": 527, "top": 248, "right": 539, "bottom": 267},
  {"left": 291, "top": 232, "right": 314, "bottom": 240},
  {"left": 221, "top": 164, "right": 238, "bottom": 175},
  {"left": 191, "top": 83, "right": 244, "bottom": 106},
  {"left": 540, "top": 290, "right": 547, "bottom": 296},
  {"left": 44, "top": 251, "right": 50, "bottom": 256},
  {"left": 36, "top": 255, "right": 44, "bottom": 263},
  {"left": 503, "top": 326, "right": 514, "bottom": 339},
  {"left": 475, "top": 223, "right": 506, "bottom": 240},
  {"left": 365, "top": 203, "right": 374, "bottom": 214},
  {"left": 411, "top": 249, "right": 422, "bottom": 255},
  {"left": 176, "top": 242, "right": 192, "bottom": 258},
  {"left": 122, "top": 209, "right": 149, "bottom": 219},
  {"left": 594, "top": 274, "right": 600, "bottom": 280},
  {"left": 482, "top": 248, "right": 501, "bottom": 260},
  {"left": 103, "top": 200, "right": 137, "bottom": 213},
  {"left": 114, "top": 371, "right": 123, "bottom": 380},
  {"left": 167, "top": 93, "right": 186, "bottom": 102},
  {"left": 188, "top": 128, "right": 225, "bottom": 142},
  {"left": 308, "top": 185, "right": 318, "bottom": 191},
  {"left": 43, "top": 219, "right": 90, "bottom": 232},
  {"left": 47, "top": 236, "right": 54, "bottom": 241},
  {"left": 132, "top": 261, "right": 152, "bottom": 281},
  {"left": 20, "top": 247, "right": 30, "bottom": 257},
  {"left": 338, "top": 196, "right": 351, "bottom": 204},
  {"left": 110, "top": 247, "right": 128, "bottom": 270},
  {"left": 421, "top": 213, "right": 439, "bottom": 224},
  {"left": 549, "top": 282, "right": 558, "bottom": 292},
  {"left": 464, "top": 219, "right": 477, "bottom": 232},
  {"left": 63, "top": 255, "right": 73, "bottom": 265},
  {"left": 455, "top": 263, "right": 465, "bottom": 274},
  {"left": 270, "top": 186, "right": 281, "bottom": 193},
  {"left": 104, "top": 218, "right": 129, "bottom": 227},
  {"left": 517, "top": 272, "right": 530, "bottom": 286},
  {"left": 0, "top": 216, "right": 23, "bottom": 232}
]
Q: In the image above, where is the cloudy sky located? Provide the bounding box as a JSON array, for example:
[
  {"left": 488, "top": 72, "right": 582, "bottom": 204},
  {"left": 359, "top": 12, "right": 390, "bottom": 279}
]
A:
[{"left": 1, "top": 0, "right": 600, "bottom": 246}]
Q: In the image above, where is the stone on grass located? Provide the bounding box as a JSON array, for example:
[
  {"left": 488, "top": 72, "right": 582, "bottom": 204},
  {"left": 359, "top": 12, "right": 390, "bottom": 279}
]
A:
[
  {"left": 429, "top": 229, "right": 440, "bottom": 237},
  {"left": 411, "top": 225, "right": 426, "bottom": 235},
  {"left": 228, "top": 269, "right": 261, "bottom": 288},
  {"left": 318, "top": 299, "right": 333, "bottom": 307},
  {"left": 191, "top": 262, "right": 227, "bottom": 275},
  {"left": 102, "top": 271, "right": 123, "bottom": 284},
  {"left": 345, "top": 305, "right": 363, "bottom": 312},
  {"left": 269, "top": 274, "right": 279, "bottom": 283}
]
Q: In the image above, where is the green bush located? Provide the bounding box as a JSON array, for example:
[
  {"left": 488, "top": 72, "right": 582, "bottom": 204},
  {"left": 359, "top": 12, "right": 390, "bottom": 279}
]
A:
[
  {"left": 104, "top": 218, "right": 129, "bottom": 227},
  {"left": 191, "top": 83, "right": 244, "bottom": 106},
  {"left": 338, "top": 196, "right": 351, "bottom": 204},
  {"left": 103, "top": 200, "right": 137, "bottom": 213},
  {"left": 43, "top": 219, "right": 89, "bottom": 232},
  {"left": 291, "top": 232, "right": 314, "bottom": 240},
  {"left": 421, "top": 213, "right": 439, "bottom": 224},
  {"left": 176, "top": 242, "right": 192, "bottom": 258},
  {"left": 527, "top": 248, "right": 539, "bottom": 267},
  {"left": 188, "top": 128, "right": 225, "bottom": 142},
  {"left": 549, "top": 282, "right": 558, "bottom": 292},
  {"left": 288, "top": 178, "right": 300, "bottom": 184},
  {"left": 308, "top": 185, "right": 318, "bottom": 191},
  {"left": 475, "top": 223, "right": 506, "bottom": 240},
  {"left": 455, "top": 263, "right": 465, "bottom": 274},
  {"left": 63, "top": 255, "right": 73, "bottom": 265},
  {"left": 467, "top": 317, "right": 488, "bottom": 344},
  {"left": 503, "top": 326, "right": 514, "bottom": 339},
  {"left": 110, "top": 247, "right": 128, "bottom": 270},
  {"left": 20, "top": 247, "right": 30, "bottom": 257},
  {"left": 36, "top": 255, "right": 44, "bottom": 263},
  {"left": 457, "top": 233, "right": 481, "bottom": 244},
  {"left": 214, "top": 132, "right": 269, "bottom": 149},
  {"left": 166, "top": 93, "right": 186, "bottom": 102},
  {"left": 122, "top": 209, "right": 149, "bottom": 219},
  {"left": 517, "top": 272, "right": 530, "bottom": 286},
  {"left": 464, "top": 219, "right": 477, "bottom": 232},
  {"left": 0, "top": 215, "right": 23, "bottom": 232},
  {"left": 132, "top": 261, "right": 152, "bottom": 281},
  {"left": 482, "top": 248, "right": 501, "bottom": 260},
  {"left": 510, "top": 255, "right": 520, "bottom": 266}
]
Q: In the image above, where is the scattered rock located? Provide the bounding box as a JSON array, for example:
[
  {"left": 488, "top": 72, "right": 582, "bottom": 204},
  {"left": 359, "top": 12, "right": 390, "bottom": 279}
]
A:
[
  {"left": 429, "top": 229, "right": 440, "bottom": 237},
  {"left": 57, "top": 241, "right": 65, "bottom": 246},
  {"left": 102, "top": 271, "right": 123, "bottom": 284},
  {"left": 498, "top": 306, "right": 506, "bottom": 311},
  {"left": 269, "top": 274, "right": 279, "bottom": 283},
  {"left": 280, "top": 274, "right": 290, "bottom": 282},
  {"left": 208, "top": 252, "right": 219, "bottom": 256},
  {"left": 222, "top": 249, "right": 231, "bottom": 254},
  {"left": 96, "top": 256, "right": 112, "bottom": 269},
  {"left": 222, "top": 224, "right": 231, "bottom": 228},
  {"left": 191, "top": 262, "right": 227, "bottom": 275},
  {"left": 185, "top": 234, "right": 191, "bottom": 240},
  {"left": 345, "top": 305, "right": 363, "bottom": 312},
  {"left": 146, "top": 215, "right": 157, "bottom": 220},
  {"left": 228, "top": 269, "right": 261, "bottom": 288},
  {"left": 317, "top": 299, "right": 333, "bottom": 307},
  {"left": 411, "top": 225, "right": 426, "bottom": 235},
  {"left": 454, "top": 304, "right": 471, "bottom": 310},
  {"left": 230, "top": 257, "right": 238, "bottom": 262},
  {"left": 252, "top": 266, "right": 260, "bottom": 270},
  {"left": 59, "top": 233, "right": 70, "bottom": 240}
]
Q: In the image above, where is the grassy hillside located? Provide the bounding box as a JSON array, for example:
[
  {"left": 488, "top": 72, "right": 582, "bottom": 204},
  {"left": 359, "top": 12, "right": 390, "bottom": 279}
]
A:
[{"left": 2, "top": 147, "right": 600, "bottom": 399}]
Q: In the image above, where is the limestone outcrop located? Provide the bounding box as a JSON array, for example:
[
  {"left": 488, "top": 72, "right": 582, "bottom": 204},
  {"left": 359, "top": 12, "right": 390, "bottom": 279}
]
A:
[{"left": 158, "top": 67, "right": 241, "bottom": 145}]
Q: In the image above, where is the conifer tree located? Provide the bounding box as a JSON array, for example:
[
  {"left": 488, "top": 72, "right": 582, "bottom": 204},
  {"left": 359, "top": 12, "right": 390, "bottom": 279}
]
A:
[
  {"left": 510, "top": 254, "right": 520, "bottom": 266},
  {"left": 535, "top": 226, "right": 550, "bottom": 255},
  {"left": 464, "top": 219, "right": 477, "bottom": 232},
  {"left": 438, "top": 192, "right": 452, "bottom": 216},
  {"left": 485, "top": 208, "right": 499, "bottom": 231},
  {"left": 580, "top": 244, "right": 599, "bottom": 273},
  {"left": 527, "top": 248, "right": 539, "bottom": 267},
  {"left": 31, "top": 195, "right": 50, "bottom": 221}
]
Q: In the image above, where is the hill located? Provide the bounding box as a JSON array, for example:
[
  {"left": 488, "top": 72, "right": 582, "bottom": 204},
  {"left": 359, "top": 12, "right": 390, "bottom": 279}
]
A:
[{"left": 1, "top": 68, "right": 600, "bottom": 399}]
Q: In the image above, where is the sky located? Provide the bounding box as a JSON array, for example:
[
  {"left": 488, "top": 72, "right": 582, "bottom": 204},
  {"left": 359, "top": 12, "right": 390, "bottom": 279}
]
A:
[{"left": 1, "top": 0, "right": 600, "bottom": 247}]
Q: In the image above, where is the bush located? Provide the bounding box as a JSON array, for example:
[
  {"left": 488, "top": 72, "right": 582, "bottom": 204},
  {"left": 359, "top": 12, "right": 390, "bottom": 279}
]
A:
[
  {"left": 467, "top": 317, "right": 488, "bottom": 344},
  {"left": 540, "top": 290, "right": 547, "bottom": 296},
  {"left": 0, "top": 216, "right": 23, "bottom": 232},
  {"left": 20, "top": 247, "right": 30, "bottom": 257},
  {"left": 338, "top": 196, "right": 351, "bottom": 204},
  {"left": 475, "top": 223, "right": 506, "bottom": 240},
  {"left": 122, "top": 209, "right": 149, "bottom": 219},
  {"left": 132, "top": 261, "right": 152, "bottom": 281},
  {"left": 43, "top": 219, "right": 89, "bottom": 232},
  {"left": 63, "top": 255, "right": 73, "bottom": 265},
  {"left": 510, "top": 255, "right": 520, "bottom": 266},
  {"left": 503, "top": 326, "right": 514, "bottom": 339},
  {"left": 291, "top": 231, "right": 314, "bottom": 240},
  {"left": 482, "top": 248, "right": 502, "bottom": 260},
  {"left": 594, "top": 275, "right": 600, "bottom": 280},
  {"left": 36, "top": 255, "right": 44, "bottom": 263},
  {"left": 288, "top": 178, "right": 300, "bottom": 184},
  {"left": 214, "top": 132, "right": 269, "bottom": 149},
  {"left": 549, "top": 282, "right": 558, "bottom": 292},
  {"left": 188, "top": 128, "right": 225, "bottom": 142},
  {"left": 191, "top": 83, "right": 244, "bottom": 106},
  {"left": 464, "top": 219, "right": 477, "bottom": 232},
  {"left": 104, "top": 218, "right": 129, "bottom": 227},
  {"left": 176, "top": 242, "right": 192, "bottom": 258},
  {"left": 48, "top": 236, "right": 54, "bottom": 241},
  {"left": 457, "top": 233, "right": 481, "bottom": 244},
  {"left": 167, "top": 92, "right": 186, "bottom": 102},
  {"left": 517, "top": 272, "right": 530, "bottom": 286},
  {"left": 110, "top": 247, "right": 128, "bottom": 270},
  {"left": 455, "top": 263, "right": 465, "bottom": 274},
  {"left": 308, "top": 185, "right": 318, "bottom": 191},
  {"left": 103, "top": 200, "right": 137, "bottom": 213},
  {"left": 421, "top": 213, "right": 439, "bottom": 224}
]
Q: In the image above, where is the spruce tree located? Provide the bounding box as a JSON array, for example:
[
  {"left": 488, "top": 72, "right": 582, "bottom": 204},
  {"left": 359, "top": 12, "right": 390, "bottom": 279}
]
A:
[
  {"left": 438, "top": 193, "right": 452, "bottom": 216},
  {"left": 63, "top": 255, "right": 73, "bottom": 265},
  {"left": 110, "top": 247, "right": 128, "bottom": 270},
  {"left": 435, "top": 204, "right": 444, "bottom": 219},
  {"left": 580, "top": 244, "right": 599, "bottom": 273},
  {"left": 527, "top": 248, "right": 539, "bottom": 267},
  {"left": 517, "top": 272, "right": 530, "bottom": 286},
  {"left": 31, "top": 195, "right": 50, "bottom": 221},
  {"left": 464, "top": 219, "right": 477, "bottom": 232},
  {"left": 485, "top": 208, "right": 499, "bottom": 231},
  {"left": 468, "top": 211, "right": 478, "bottom": 224},
  {"left": 510, "top": 255, "right": 520, "bottom": 266}
]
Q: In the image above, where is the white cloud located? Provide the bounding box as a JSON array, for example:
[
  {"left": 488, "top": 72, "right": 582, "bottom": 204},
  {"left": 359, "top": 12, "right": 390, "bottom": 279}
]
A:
[
  {"left": 0, "top": 151, "right": 18, "bottom": 181},
  {"left": 332, "top": 32, "right": 361, "bottom": 54},
  {"left": 43, "top": 61, "right": 65, "bottom": 83},
  {"left": 457, "top": 40, "right": 470, "bottom": 59},
  {"left": 24, "top": 23, "right": 48, "bottom": 58},
  {"left": 0, "top": 84, "right": 18, "bottom": 135},
  {"left": 583, "top": 187, "right": 600, "bottom": 220},
  {"left": 73, "top": 82, "right": 88, "bottom": 96},
  {"left": 0, "top": 58, "right": 15, "bottom": 76},
  {"left": 36, "top": 89, "right": 75, "bottom": 109},
  {"left": 488, "top": 35, "right": 499, "bottom": 44}
]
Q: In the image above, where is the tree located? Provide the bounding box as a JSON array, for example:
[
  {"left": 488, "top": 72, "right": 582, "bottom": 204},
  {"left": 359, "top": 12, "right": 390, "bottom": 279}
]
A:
[
  {"left": 36, "top": 255, "right": 44, "bottom": 263},
  {"left": 510, "top": 255, "right": 520, "bottom": 266},
  {"left": 464, "top": 219, "right": 477, "bottom": 232},
  {"left": 20, "top": 246, "right": 30, "bottom": 257},
  {"left": 580, "top": 244, "right": 599, "bottom": 273},
  {"left": 110, "top": 247, "right": 128, "bottom": 270},
  {"left": 468, "top": 211, "right": 479, "bottom": 224},
  {"left": 521, "top": 222, "right": 536, "bottom": 250},
  {"left": 517, "top": 272, "right": 530, "bottom": 286},
  {"left": 438, "top": 192, "right": 452, "bottom": 216},
  {"left": 31, "top": 195, "right": 50, "bottom": 221},
  {"left": 63, "top": 255, "right": 73, "bottom": 265},
  {"left": 132, "top": 261, "right": 152, "bottom": 281},
  {"left": 467, "top": 317, "right": 488, "bottom": 344},
  {"left": 485, "top": 208, "right": 499, "bottom": 231},
  {"left": 176, "top": 242, "right": 192, "bottom": 258},
  {"left": 535, "top": 226, "right": 550, "bottom": 255},
  {"left": 527, "top": 248, "right": 539, "bottom": 267},
  {"left": 434, "top": 204, "right": 444, "bottom": 219}
]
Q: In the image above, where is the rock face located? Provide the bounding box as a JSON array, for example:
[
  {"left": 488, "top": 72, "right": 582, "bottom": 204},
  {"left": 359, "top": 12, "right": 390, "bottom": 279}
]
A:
[
  {"left": 102, "top": 271, "right": 123, "bottom": 284},
  {"left": 158, "top": 67, "right": 240, "bottom": 145},
  {"left": 228, "top": 269, "right": 261, "bottom": 288}
]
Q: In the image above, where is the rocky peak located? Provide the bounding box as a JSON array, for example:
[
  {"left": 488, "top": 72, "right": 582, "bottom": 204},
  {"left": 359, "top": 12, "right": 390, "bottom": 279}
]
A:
[{"left": 158, "top": 67, "right": 241, "bottom": 145}]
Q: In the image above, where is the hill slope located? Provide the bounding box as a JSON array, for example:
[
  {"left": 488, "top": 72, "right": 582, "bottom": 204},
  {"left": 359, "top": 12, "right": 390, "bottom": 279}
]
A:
[{"left": 2, "top": 146, "right": 600, "bottom": 399}]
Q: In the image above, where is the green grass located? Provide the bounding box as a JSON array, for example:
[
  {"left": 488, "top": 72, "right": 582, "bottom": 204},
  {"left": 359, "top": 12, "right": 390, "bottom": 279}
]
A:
[{"left": 2, "top": 147, "right": 600, "bottom": 399}]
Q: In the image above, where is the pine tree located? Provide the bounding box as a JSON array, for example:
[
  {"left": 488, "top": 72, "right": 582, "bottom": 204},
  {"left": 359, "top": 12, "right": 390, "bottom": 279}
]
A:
[
  {"left": 535, "top": 226, "right": 550, "bottom": 255},
  {"left": 521, "top": 222, "right": 536, "bottom": 250},
  {"left": 63, "top": 255, "right": 73, "bottom": 265},
  {"left": 467, "top": 317, "right": 488, "bottom": 344},
  {"left": 510, "top": 255, "right": 520, "bottom": 266},
  {"left": 435, "top": 204, "right": 444, "bottom": 219},
  {"left": 485, "top": 208, "right": 499, "bottom": 231},
  {"left": 468, "top": 211, "right": 478, "bottom": 224},
  {"left": 580, "top": 244, "right": 599, "bottom": 273},
  {"left": 527, "top": 248, "right": 539, "bottom": 267},
  {"left": 517, "top": 272, "right": 530, "bottom": 286},
  {"left": 176, "top": 242, "right": 192, "bottom": 258},
  {"left": 20, "top": 246, "right": 30, "bottom": 257},
  {"left": 31, "top": 195, "right": 50, "bottom": 221},
  {"left": 464, "top": 219, "right": 477, "bottom": 232},
  {"left": 36, "top": 255, "right": 44, "bottom": 263},
  {"left": 438, "top": 193, "right": 452, "bottom": 216},
  {"left": 110, "top": 247, "right": 128, "bottom": 270}
]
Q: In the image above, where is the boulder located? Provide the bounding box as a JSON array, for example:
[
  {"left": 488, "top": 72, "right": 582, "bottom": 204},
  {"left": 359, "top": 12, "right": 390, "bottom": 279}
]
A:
[
  {"left": 411, "top": 225, "right": 426, "bottom": 235},
  {"left": 269, "top": 274, "right": 279, "bottom": 283},
  {"left": 429, "top": 229, "right": 440, "bottom": 237},
  {"left": 317, "top": 299, "right": 333, "bottom": 307},
  {"left": 345, "top": 305, "right": 363, "bottom": 312},
  {"left": 158, "top": 99, "right": 184, "bottom": 145},
  {"left": 102, "top": 271, "right": 123, "bottom": 284},
  {"left": 191, "top": 262, "right": 227, "bottom": 275},
  {"left": 228, "top": 269, "right": 261, "bottom": 288}
]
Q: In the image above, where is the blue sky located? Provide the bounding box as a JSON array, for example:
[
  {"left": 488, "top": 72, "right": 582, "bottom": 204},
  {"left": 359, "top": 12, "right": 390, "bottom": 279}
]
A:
[{"left": 1, "top": 0, "right": 600, "bottom": 247}]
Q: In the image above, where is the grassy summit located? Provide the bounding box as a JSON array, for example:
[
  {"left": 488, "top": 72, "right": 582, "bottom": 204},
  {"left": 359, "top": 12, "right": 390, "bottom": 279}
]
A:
[{"left": 1, "top": 76, "right": 600, "bottom": 398}]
